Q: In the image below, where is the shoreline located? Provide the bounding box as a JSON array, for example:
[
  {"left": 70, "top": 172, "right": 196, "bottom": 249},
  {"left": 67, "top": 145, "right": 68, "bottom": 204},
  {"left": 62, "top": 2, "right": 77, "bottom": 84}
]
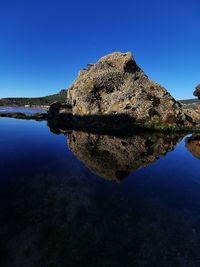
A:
[
  {"left": 0, "top": 111, "right": 47, "bottom": 121},
  {"left": 0, "top": 105, "right": 49, "bottom": 110},
  {"left": 1, "top": 110, "right": 198, "bottom": 135}
]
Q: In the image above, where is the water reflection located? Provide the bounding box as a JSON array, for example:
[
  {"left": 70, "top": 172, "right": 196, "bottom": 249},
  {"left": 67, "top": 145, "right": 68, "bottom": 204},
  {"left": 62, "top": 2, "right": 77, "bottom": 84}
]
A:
[
  {"left": 185, "top": 134, "right": 200, "bottom": 160},
  {"left": 1, "top": 119, "right": 200, "bottom": 266},
  {"left": 61, "top": 130, "right": 182, "bottom": 181},
  {"left": 0, "top": 106, "right": 46, "bottom": 115}
]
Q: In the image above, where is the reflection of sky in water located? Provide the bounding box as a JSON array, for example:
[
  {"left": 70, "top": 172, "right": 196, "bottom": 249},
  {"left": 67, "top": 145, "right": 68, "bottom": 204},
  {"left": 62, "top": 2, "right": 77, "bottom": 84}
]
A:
[
  {"left": 0, "top": 106, "right": 46, "bottom": 114},
  {"left": 1, "top": 118, "right": 200, "bottom": 266}
]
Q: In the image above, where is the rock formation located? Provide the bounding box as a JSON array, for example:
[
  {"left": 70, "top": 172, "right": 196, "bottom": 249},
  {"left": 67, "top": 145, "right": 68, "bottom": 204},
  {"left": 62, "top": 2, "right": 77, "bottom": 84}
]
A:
[
  {"left": 47, "top": 51, "right": 200, "bottom": 131},
  {"left": 63, "top": 52, "right": 196, "bottom": 129},
  {"left": 66, "top": 131, "right": 182, "bottom": 181}
]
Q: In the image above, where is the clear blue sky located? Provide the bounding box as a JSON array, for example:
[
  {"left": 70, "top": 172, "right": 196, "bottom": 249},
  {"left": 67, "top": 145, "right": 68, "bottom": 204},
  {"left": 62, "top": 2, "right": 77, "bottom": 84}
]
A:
[{"left": 0, "top": 0, "right": 199, "bottom": 99}]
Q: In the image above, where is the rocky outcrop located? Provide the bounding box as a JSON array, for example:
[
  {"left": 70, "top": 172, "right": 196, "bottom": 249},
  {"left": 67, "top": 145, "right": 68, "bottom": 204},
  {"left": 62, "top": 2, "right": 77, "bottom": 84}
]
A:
[
  {"left": 66, "top": 131, "right": 182, "bottom": 181},
  {"left": 193, "top": 84, "right": 200, "bottom": 99},
  {"left": 63, "top": 52, "right": 195, "bottom": 130}
]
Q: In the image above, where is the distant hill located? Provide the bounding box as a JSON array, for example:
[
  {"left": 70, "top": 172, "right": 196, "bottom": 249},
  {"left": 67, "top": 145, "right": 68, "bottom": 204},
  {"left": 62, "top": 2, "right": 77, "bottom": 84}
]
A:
[
  {"left": 179, "top": 99, "right": 199, "bottom": 105},
  {"left": 0, "top": 90, "right": 67, "bottom": 107},
  {"left": 179, "top": 98, "right": 200, "bottom": 110}
]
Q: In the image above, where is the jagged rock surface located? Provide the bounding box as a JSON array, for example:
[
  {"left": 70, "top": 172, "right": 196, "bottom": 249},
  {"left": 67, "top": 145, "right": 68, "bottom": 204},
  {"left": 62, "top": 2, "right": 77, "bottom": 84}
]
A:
[{"left": 66, "top": 52, "right": 193, "bottom": 127}]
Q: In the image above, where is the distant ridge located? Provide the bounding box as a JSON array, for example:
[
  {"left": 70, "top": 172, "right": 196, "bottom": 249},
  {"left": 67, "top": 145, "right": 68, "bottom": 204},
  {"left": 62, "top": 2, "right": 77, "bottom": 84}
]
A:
[
  {"left": 0, "top": 90, "right": 67, "bottom": 107},
  {"left": 179, "top": 99, "right": 199, "bottom": 104}
]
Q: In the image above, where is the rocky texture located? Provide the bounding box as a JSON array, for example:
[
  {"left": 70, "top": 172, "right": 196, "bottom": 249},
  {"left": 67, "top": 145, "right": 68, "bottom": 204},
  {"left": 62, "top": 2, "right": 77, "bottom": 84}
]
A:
[
  {"left": 193, "top": 84, "right": 200, "bottom": 99},
  {"left": 66, "top": 131, "right": 182, "bottom": 181},
  {"left": 183, "top": 84, "right": 200, "bottom": 125},
  {"left": 185, "top": 134, "right": 200, "bottom": 159},
  {"left": 63, "top": 52, "right": 196, "bottom": 130},
  {"left": 184, "top": 108, "right": 200, "bottom": 124}
]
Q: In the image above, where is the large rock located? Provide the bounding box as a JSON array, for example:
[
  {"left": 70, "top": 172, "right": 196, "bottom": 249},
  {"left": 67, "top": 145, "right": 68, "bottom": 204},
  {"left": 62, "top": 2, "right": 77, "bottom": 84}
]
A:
[{"left": 66, "top": 52, "right": 193, "bottom": 128}]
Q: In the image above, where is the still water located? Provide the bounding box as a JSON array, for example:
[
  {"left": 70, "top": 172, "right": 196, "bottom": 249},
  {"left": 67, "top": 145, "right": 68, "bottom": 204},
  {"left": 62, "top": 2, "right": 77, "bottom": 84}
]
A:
[
  {"left": 0, "top": 106, "right": 46, "bottom": 115},
  {"left": 0, "top": 118, "right": 200, "bottom": 267}
]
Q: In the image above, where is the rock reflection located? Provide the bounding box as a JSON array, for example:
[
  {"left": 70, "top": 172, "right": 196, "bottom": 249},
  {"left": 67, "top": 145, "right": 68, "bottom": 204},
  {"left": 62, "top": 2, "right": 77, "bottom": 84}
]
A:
[
  {"left": 65, "top": 131, "right": 182, "bottom": 181},
  {"left": 1, "top": 119, "right": 200, "bottom": 267},
  {"left": 185, "top": 134, "right": 200, "bottom": 159}
]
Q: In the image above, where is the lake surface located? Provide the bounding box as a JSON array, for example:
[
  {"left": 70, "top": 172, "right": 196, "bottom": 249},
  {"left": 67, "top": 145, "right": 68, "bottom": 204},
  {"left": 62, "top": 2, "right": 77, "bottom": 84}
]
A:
[
  {"left": 1, "top": 118, "right": 200, "bottom": 267},
  {"left": 0, "top": 106, "right": 47, "bottom": 115}
]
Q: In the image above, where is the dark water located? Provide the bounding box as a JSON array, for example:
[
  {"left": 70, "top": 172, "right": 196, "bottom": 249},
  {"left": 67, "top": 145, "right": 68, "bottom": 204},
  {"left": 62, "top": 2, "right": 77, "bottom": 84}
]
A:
[
  {"left": 1, "top": 118, "right": 200, "bottom": 267},
  {"left": 0, "top": 106, "right": 46, "bottom": 115}
]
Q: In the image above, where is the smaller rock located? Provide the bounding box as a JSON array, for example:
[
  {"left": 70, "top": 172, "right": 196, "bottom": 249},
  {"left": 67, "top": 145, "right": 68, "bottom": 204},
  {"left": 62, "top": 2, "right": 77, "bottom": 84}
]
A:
[
  {"left": 48, "top": 101, "right": 73, "bottom": 130},
  {"left": 48, "top": 101, "right": 72, "bottom": 120},
  {"left": 193, "top": 84, "right": 200, "bottom": 99}
]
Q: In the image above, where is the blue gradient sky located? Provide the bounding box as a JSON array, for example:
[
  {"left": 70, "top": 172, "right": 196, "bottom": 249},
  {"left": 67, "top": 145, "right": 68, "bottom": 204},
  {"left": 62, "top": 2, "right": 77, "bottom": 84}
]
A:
[{"left": 0, "top": 0, "right": 199, "bottom": 99}]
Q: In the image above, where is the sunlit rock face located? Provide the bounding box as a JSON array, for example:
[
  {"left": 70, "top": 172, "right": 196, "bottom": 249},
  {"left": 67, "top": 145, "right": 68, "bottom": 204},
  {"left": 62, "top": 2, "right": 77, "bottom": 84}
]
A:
[
  {"left": 66, "top": 131, "right": 182, "bottom": 181},
  {"left": 66, "top": 52, "right": 193, "bottom": 127},
  {"left": 185, "top": 134, "right": 200, "bottom": 159}
]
